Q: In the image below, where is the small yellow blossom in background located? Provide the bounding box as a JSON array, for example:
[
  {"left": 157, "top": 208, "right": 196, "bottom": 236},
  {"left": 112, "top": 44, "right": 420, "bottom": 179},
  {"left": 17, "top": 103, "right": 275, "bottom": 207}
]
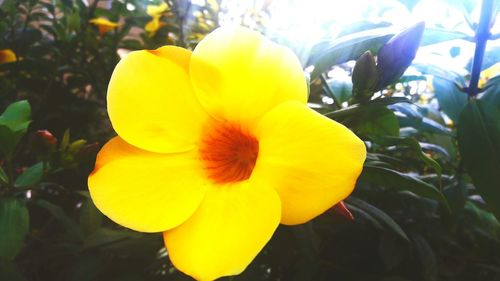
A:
[
  {"left": 88, "top": 27, "right": 366, "bottom": 281},
  {"left": 146, "top": 1, "right": 168, "bottom": 17},
  {"left": 0, "top": 49, "right": 16, "bottom": 64},
  {"left": 145, "top": 16, "right": 166, "bottom": 37},
  {"left": 478, "top": 62, "right": 500, "bottom": 89},
  {"left": 145, "top": 2, "right": 169, "bottom": 36},
  {"left": 89, "top": 17, "right": 120, "bottom": 36}
]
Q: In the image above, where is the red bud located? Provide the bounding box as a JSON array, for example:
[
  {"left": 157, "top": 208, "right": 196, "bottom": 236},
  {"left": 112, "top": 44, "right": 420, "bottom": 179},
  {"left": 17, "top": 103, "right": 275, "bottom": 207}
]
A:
[
  {"left": 30, "top": 130, "right": 57, "bottom": 153},
  {"left": 36, "top": 130, "right": 57, "bottom": 145}
]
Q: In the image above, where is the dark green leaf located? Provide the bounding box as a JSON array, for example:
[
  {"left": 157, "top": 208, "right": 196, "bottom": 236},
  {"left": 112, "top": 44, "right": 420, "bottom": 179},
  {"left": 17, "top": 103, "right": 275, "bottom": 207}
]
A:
[
  {"left": 0, "top": 198, "right": 29, "bottom": 260},
  {"left": 411, "top": 233, "right": 437, "bottom": 281},
  {"left": 325, "top": 97, "right": 410, "bottom": 120},
  {"left": 371, "top": 136, "right": 442, "bottom": 178},
  {"left": 79, "top": 198, "right": 103, "bottom": 235},
  {"left": 378, "top": 233, "right": 409, "bottom": 270},
  {"left": 346, "top": 197, "right": 409, "bottom": 241},
  {"left": 15, "top": 29, "right": 42, "bottom": 47},
  {"left": 432, "top": 76, "right": 468, "bottom": 123},
  {"left": 457, "top": 99, "right": 500, "bottom": 219},
  {"left": 36, "top": 199, "right": 84, "bottom": 241},
  {"left": 353, "top": 107, "right": 399, "bottom": 137},
  {"left": 67, "top": 254, "right": 106, "bottom": 281},
  {"left": 14, "top": 162, "right": 43, "bottom": 187},
  {"left": 344, "top": 203, "right": 384, "bottom": 230},
  {"left": 359, "top": 165, "right": 449, "bottom": 211},
  {"left": 0, "top": 259, "right": 27, "bottom": 281},
  {"left": 82, "top": 228, "right": 142, "bottom": 250},
  {"left": 0, "top": 125, "right": 24, "bottom": 157}
]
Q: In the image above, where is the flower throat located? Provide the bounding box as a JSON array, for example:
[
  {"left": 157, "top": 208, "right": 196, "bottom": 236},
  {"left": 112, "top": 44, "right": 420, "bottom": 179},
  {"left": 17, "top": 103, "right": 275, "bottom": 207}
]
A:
[{"left": 199, "top": 123, "right": 259, "bottom": 184}]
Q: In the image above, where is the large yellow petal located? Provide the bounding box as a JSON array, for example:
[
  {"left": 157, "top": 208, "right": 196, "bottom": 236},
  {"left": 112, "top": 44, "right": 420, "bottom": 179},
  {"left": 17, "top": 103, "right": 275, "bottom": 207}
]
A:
[
  {"left": 189, "top": 26, "right": 307, "bottom": 123},
  {"left": 252, "top": 101, "right": 366, "bottom": 225},
  {"left": 88, "top": 137, "right": 208, "bottom": 232},
  {"left": 108, "top": 46, "right": 209, "bottom": 153},
  {"left": 164, "top": 180, "right": 281, "bottom": 281}
]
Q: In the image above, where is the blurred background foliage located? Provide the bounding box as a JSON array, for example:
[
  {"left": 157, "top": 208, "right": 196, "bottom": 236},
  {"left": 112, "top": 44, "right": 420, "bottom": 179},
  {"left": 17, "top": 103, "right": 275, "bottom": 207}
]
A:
[{"left": 0, "top": 0, "right": 500, "bottom": 280}]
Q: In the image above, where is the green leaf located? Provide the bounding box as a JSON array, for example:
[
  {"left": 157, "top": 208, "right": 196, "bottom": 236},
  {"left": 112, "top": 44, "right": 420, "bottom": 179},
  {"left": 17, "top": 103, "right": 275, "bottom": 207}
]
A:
[
  {"left": 421, "top": 28, "right": 470, "bottom": 46},
  {"left": 324, "top": 97, "right": 410, "bottom": 120},
  {"left": 0, "top": 100, "right": 31, "bottom": 132},
  {"left": 14, "top": 162, "right": 43, "bottom": 187},
  {"left": 36, "top": 199, "right": 84, "bottom": 241},
  {"left": 0, "top": 198, "right": 29, "bottom": 260},
  {"left": 353, "top": 107, "right": 399, "bottom": 137},
  {"left": 68, "top": 139, "right": 87, "bottom": 155},
  {"left": 346, "top": 197, "right": 409, "bottom": 241},
  {"left": 309, "top": 28, "right": 395, "bottom": 79},
  {"left": 432, "top": 76, "right": 468, "bottom": 123},
  {"left": 0, "top": 101, "right": 31, "bottom": 156},
  {"left": 61, "top": 129, "right": 70, "bottom": 150},
  {"left": 457, "top": 99, "right": 500, "bottom": 219},
  {"left": 359, "top": 165, "right": 450, "bottom": 211}
]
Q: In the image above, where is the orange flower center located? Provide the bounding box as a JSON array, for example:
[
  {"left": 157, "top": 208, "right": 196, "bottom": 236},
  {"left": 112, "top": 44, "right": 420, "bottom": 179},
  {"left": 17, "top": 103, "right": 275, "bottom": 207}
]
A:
[{"left": 199, "top": 123, "right": 259, "bottom": 184}]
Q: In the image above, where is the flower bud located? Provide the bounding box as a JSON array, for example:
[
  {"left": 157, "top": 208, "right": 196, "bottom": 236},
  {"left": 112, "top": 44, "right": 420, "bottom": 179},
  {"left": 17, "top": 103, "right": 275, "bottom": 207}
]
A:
[
  {"left": 352, "top": 50, "right": 378, "bottom": 103},
  {"left": 30, "top": 130, "right": 57, "bottom": 153},
  {"left": 376, "top": 22, "right": 425, "bottom": 91}
]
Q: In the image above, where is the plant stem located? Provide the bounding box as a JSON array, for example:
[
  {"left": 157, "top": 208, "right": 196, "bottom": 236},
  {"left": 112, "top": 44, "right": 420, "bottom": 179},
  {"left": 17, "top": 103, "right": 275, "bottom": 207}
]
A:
[
  {"left": 320, "top": 74, "right": 342, "bottom": 110},
  {"left": 467, "top": 0, "right": 493, "bottom": 98}
]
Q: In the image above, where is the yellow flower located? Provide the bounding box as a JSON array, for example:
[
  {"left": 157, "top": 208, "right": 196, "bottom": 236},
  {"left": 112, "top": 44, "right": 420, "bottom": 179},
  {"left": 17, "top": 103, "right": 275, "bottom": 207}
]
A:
[
  {"left": 88, "top": 27, "right": 366, "bottom": 281},
  {"left": 478, "top": 62, "right": 500, "bottom": 89},
  {"left": 145, "top": 2, "right": 168, "bottom": 36},
  {"left": 145, "top": 16, "right": 166, "bottom": 36},
  {"left": 146, "top": 2, "right": 168, "bottom": 17},
  {"left": 0, "top": 49, "right": 16, "bottom": 64},
  {"left": 89, "top": 17, "right": 120, "bottom": 36}
]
